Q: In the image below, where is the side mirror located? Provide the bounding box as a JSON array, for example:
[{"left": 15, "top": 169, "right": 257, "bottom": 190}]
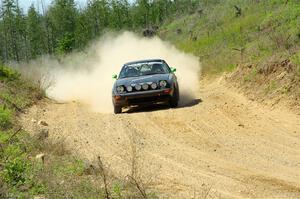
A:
[
  {"left": 112, "top": 74, "right": 118, "bottom": 79},
  {"left": 171, "top": 67, "right": 177, "bottom": 73}
]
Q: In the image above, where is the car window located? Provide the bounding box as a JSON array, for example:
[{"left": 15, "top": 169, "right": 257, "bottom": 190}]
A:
[
  {"left": 119, "top": 62, "right": 169, "bottom": 78},
  {"left": 140, "top": 64, "right": 152, "bottom": 73}
]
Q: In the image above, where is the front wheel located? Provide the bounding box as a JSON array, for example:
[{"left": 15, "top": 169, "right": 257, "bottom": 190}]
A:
[
  {"left": 114, "top": 105, "right": 122, "bottom": 114},
  {"left": 170, "top": 97, "right": 178, "bottom": 108},
  {"left": 170, "top": 88, "right": 179, "bottom": 108}
]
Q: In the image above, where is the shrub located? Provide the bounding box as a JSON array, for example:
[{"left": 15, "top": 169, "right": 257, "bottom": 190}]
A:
[
  {"left": 0, "top": 66, "right": 20, "bottom": 81},
  {"left": 2, "top": 157, "right": 29, "bottom": 186},
  {"left": 0, "top": 105, "right": 13, "bottom": 129}
]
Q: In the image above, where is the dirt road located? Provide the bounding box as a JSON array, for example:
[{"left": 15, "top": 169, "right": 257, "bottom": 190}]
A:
[{"left": 21, "top": 77, "right": 300, "bottom": 198}]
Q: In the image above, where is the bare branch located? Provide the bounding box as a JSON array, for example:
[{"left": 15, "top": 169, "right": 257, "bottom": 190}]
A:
[
  {"left": 127, "top": 175, "right": 147, "bottom": 199},
  {"left": 97, "top": 156, "right": 110, "bottom": 199},
  {"left": 8, "top": 127, "right": 22, "bottom": 143}
]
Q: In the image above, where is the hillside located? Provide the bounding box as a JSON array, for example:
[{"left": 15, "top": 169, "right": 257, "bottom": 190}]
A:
[{"left": 160, "top": 0, "right": 300, "bottom": 110}]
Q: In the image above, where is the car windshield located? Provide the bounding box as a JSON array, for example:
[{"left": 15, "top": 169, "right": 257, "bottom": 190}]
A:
[{"left": 119, "top": 62, "right": 170, "bottom": 79}]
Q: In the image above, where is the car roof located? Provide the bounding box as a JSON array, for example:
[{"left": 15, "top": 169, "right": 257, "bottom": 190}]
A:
[{"left": 124, "top": 59, "right": 165, "bottom": 65}]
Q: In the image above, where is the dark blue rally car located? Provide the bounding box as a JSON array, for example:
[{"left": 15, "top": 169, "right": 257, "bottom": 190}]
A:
[{"left": 112, "top": 59, "right": 179, "bottom": 114}]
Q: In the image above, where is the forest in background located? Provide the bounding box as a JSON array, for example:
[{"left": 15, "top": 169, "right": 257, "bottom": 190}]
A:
[{"left": 0, "top": 0, "right": 202, "bottom": 62}]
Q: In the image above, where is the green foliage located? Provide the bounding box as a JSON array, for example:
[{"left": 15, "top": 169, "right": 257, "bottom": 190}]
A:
[
  {"left": 52, "top": 158, "right": 85, "bottom": 176},
  {"left": 0, "top": 66, "right": 20, "bottom": 81},
  {"left": 161, "top": 0, "right": 300, "bottom": 74},
  {"left": 0, "top": 65, "right": 47, "bottom": 197},
  {"left": 0, "top": 91, "right": 31, "bottom": 110},
  {"left": 26, "top": 5, "right": 46, "bottom": 58},
  {"left": 111, "top": 182, "right": 123, "bottom": 198},
  {"left": 0, "top": 105, "right": 13, "bottom": 129},
  {"left": 244, "top": 68, "right": 257, "bottom": 82},
  {"left": 0, "top": 130, "right": 47, "bottom": 198},
  {"left": 226, "top": 64, "right": 237, "bottom": 72},
  {"left": 0, "top": 0, "right": 201, "bottom": 61},
  {"left": 2, "top": 157, "right": 29, "bottom": 186},
  {"left": 0, "top": 66, "right": 44, "bottom": 113},
  {"left": 56, "top": 33, "right": 76, "bottom": 54}
]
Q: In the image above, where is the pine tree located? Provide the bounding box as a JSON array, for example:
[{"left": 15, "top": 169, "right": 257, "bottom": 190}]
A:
[
  {"left": 47, "top": 0, "right": 78, "bottom": 54},
  {"left": 1, "top": 0, "right": 19, "bottom": 61},
  {"left": 86, "top": 0, "right": 110, "bottom": 37},
  {"left": 15, "top": 2, "right": 28, "bottom": 61},
  {"left": 134, "top": 0, "right": 150, "bottom": 28},
  {"left": 26, "top": 4, "right": 46, "bottom": 59},
  {"left": 0, "top": 0, "right": 197, "bottom": 62}
]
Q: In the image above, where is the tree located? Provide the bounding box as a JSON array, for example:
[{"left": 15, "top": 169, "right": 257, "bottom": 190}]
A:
[
  {"left": 134, "top": 0, "right": 150, "bottom": 28},
  {"left": 86, "top": 0, "right": 110, "bottom": 37},
  {"left": 15, "top": 3, "right": 27, "bottom": 60},
  {"left": 110, "top": 0, "right": 131, "bottom": 29},
  {"left": 0, "top": 0, "right": 201, "bottom": 62},
  {"left": 26, "top": 5, "right": 46, "bottom": 59},
  {"left": 47, "top": 0, "right": 78, "bottom": 54},
  {"left": 1, "top": 0, "right": 19, "bottom": 61}
]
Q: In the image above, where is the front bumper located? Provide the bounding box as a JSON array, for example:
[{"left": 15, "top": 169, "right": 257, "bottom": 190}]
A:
[{"left": 113, "top": 88, "right": 173, "bottom": 107}]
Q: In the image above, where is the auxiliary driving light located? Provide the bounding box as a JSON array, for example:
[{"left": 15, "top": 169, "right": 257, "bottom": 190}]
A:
[
  {"left": 126, "top": 86, "right": 133, "bottom": 92},
  {"left": 151, "top": 83, "right": 157, "bottom": 90},
  {"left": 135, "top": 84, "right": 142, "bottom": 91},
  {"left": 142, "top": 84, "right": 149, "bottom": 90},
  {"left": 117, "top": 86, "right": 124, "bottom": 93}
]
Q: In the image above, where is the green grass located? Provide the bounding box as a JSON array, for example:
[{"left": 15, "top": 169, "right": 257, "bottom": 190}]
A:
[
  {"left": 0, "top": 66, "right": 45, "bottom": 197},
  {"left": 0, "top": 105, "right": 13, "bottom": 130},
  {"left": 160, "top": 0, "right": 300, "bottom": 75},
  {"left": 0, "top": 130, "right": 46, "bottom": 198},
  {"left": 244, "top": 68, "right": 257, "bottom": 82},
  {"left": 0, "top": 66, "right": 20, "bottom": 81},
  {"left": 265, "top": 80, "right": 279, "bottom": 94}
]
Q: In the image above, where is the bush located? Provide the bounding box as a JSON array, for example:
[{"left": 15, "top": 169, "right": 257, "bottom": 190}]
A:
[
  {"left": 0, "top": 66, "right": 20, "bottom": 81},
  {"left": 2, "top": 157, "right": 29, "bottom": 186},
  {"left": 0, "top": 105, "right": 13, "bottom": 129},
  {"left": 0, "top": 92, "right": 32, "bottom": 111}
]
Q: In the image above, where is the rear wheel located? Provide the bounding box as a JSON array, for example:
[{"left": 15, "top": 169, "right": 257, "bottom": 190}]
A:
[{"left": 114, "top": 105, "right": 122, "bottom": 114}]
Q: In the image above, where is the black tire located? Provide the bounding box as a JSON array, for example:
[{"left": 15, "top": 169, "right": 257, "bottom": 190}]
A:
[
  {"left": 114, "top": 105, "right": 122, "bottom": 114},
  {"left": 170, "top": 97, "right": 178, "bottom": 108},
  {"left": 170, "top": 88, "right": 179, "bottom": 108}
]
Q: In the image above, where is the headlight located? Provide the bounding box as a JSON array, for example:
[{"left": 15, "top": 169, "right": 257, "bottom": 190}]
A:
[
  {"left": 151, "top": 83, "right": 157, "bottom": 90},
  {"left": 159, "top": 80, "right": 167, "bottom": 88},
  {"left": 126, "top": 86, "right": 133, "bottom": 92},
  {"left": 142, "top": 84, "right": 149, "bottom": 90},
  {"left": 135, "top": 84, "right": 142, "bottom": 91},
  {"left": 116, "top": 86, "right": 125, "bottom": 93}
]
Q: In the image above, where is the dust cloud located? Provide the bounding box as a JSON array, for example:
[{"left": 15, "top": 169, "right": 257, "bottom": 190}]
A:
[{"left": 25, "top": 32, "right": 201, "bottom": 113}]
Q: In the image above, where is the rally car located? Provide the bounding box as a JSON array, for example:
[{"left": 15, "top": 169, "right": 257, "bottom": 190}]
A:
[{"left": 112, "top": 59, "right": 179, "bottom": 114}]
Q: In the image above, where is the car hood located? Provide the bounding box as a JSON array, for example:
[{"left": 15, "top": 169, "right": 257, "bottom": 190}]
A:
[{"left": 116, "top": 74, "right": 170, "bottom": 86}]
